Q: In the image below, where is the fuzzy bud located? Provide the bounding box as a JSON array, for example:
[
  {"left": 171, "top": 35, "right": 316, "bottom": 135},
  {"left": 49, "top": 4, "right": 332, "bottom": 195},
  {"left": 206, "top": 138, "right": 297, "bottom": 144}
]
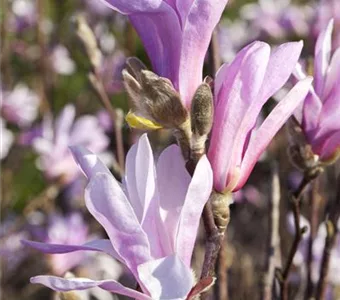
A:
[
  {"left": 123, "top": 59, "right": 189, "bottom": 129},
  {"left": 190, "top": 82, "right": 213, "bottom": 162}
]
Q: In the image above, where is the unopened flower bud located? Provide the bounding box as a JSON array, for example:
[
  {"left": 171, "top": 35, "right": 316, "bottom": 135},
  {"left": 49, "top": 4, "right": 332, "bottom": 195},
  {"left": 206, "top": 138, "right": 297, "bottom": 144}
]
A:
[
  {"left": 190, "top": 82, "right": 213, "bottom": 162},
  {"left": 73, "top": 14, "right": 102, "bottom": 70},
  {"left": 123, "top": 58, "right": 189, "bottom": 129}
]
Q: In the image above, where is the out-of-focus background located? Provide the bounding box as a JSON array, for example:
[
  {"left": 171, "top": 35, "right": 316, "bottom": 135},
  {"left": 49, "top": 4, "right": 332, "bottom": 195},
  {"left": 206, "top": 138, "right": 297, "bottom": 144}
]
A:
[{"left": 1, "top": 0, "right": 340, "bottom": 299}]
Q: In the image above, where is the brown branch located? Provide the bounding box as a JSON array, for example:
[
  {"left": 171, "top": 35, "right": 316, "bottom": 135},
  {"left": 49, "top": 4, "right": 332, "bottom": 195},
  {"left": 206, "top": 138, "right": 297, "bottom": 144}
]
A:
[
  {"left": 306, "top": 178, "right": 321, "bottom": 299},
  {"left": 262, "top": 164, "right": 281, "bottom": 300},
  {"left": 277, "top": 173, "right": 315, "bottom": 300},
  {"left": 88, "top": 73, "right": 125, "bottom": 174},
  {"left": 208, "top": 30, "right": 221, "bottom": 77},
  {"left": 316, "top": 175, "right": 340, "bottom": 300},
  {"left": 216, "top": 239, "right": 229, "bottom": 300}
]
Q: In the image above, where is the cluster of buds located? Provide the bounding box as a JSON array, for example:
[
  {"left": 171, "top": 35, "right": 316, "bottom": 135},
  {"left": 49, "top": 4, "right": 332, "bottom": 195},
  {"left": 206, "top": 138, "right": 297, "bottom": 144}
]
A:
[{"left": 123, "top": 57, "right": 214, "bottom": 162}]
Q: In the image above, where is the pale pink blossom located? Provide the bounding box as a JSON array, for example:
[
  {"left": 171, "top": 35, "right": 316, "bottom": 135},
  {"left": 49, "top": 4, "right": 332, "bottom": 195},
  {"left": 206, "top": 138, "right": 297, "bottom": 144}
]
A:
[{"left": 24, "top": 134, "right": 213, "bottom": 299}]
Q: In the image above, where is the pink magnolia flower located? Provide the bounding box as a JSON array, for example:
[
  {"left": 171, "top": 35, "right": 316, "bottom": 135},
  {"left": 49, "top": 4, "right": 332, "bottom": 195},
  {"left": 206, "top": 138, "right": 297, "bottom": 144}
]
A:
[
  {"left": 1, "top": 83, "right": 39, "bottom": 127},
  {"left": 26, "top": 104, "right": 110, "bottom": 184},
  {"left": 294, "top": 20, "right": 340, "bottom": 163},
  {"left": 208, "top": 41, "right": 312, "bottom": 193},
  {"left": 99, "top": 0, "right": 228, "bottom": 107},
  {"left": 23, "top": 134, "right": 213, "bottom": 299},
  {"left": 241, "top": 0, "right": 313, "bottom": 40},
  {"left": 313, "top": 0, "right": 340, "bottom": 50},
  {"left": 44, "top": 213, "right": 89, "bottom": 276}
]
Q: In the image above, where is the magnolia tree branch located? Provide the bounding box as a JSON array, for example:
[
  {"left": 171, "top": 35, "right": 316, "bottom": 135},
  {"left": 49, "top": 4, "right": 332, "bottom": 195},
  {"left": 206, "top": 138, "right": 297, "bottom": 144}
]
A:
[
  {"left": 261, "top": 164, "right": 281, "bottom": 300},
  {"left": 277, "top": 173, "right": 316, "bottom": 300},
  {"left": 316, "top": 175, "right": 340, "bottom": 300},
  {"left": 306, "top": 178, "right": 321, "bottom": 299}
]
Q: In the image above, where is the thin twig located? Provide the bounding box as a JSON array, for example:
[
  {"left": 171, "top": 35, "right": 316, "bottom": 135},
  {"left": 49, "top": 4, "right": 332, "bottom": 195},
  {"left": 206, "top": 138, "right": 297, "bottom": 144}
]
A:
[
  {"left": 216, "top": 239, "right": 229, "bottom": 300},
  {"left": 315, "top": 175, "right": 340, "bottom": 300},
  {"left": 37, "top": 0, "right": 53, "bottom": 115},
  {"left": 278, "top": 173, "right": 315, "bottom": 300},
  {"left": 305, "top": 178, "right": 321, "bottom": 299},
  {"left": 262, "top": 164, "right": 281, "bottom": 300},
  {"left": 89, "top": 73, "right": 125, "bottom": 173}
]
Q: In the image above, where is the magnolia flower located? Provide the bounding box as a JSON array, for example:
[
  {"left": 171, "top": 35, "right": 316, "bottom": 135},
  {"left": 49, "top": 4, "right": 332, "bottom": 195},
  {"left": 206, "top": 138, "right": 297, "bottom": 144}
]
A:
[
  {"left": 1, "top": 83, "right": 39, "bottom": 127},
  {"left": 293, "top": 20, "right": 340, "bottom": 165},
  {"left": 100, "top": 0, "right": 228, "bottom": 107},
  {"left": 44, "top": 213, "right": 89, "bottom": 275},
  {"left": 0, "top": 118, "right": 14, "bottom": 160},
  {"left": 27, "top": 104, "right": 110, "bottom": 184},
  {"left": 208, "top": 41, "right": 312, "bottom": 193},
  {"left": 50, "top": 45, "right": 76, "bottom": 75},
  {"left": 23, "top": 134, "right": 213, "bottom": 299},
  {"left": 313, "top": 0, "right": 340, "bottom": 50},
  {"left": 241, "top": 0, "right": 313, "bottom": 40}
]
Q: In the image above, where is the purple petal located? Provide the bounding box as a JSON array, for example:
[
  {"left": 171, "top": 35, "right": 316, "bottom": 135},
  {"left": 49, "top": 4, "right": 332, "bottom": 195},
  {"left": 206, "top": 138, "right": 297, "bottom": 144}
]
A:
[
  {"left": 176, "top": 155, "right": 213, "bottom": 266},
  {"left": 22, "top": 239, "right": 122, "bottom": 262},
  {"left": 314, "top": 19, "right": 333, "bottom": 96},
  {"left": 99, "top": 0, "right": 163, "bottom": 14},
  {"left": 208, "top": 41, "right": 270, "bottom": 192},
  {"left": 319, "top": 131, "right": 340, "bottom": 161},
  {"left": 85, "top": 173, "right": 151, "bottom": 272},
  {"left": 236, "top": 77, "right": 313, "bottom": 190},
  {"left": 31, "top": 275, "right": 151, "bottom": 300},
  {"left": 130, "top": 9, "right": 182, "bottom": 89},
  {"left": 70, "top": 146, "right": 111, "bottom": 179},
  {"left": 137, "top": 255, "right": 193, "bottom": 299},
  {"left": 178, "top": 0, "right": 228, "bottom": 106},
  {"left": 156, "top": 144, "right": 191, "bottom": 251}
]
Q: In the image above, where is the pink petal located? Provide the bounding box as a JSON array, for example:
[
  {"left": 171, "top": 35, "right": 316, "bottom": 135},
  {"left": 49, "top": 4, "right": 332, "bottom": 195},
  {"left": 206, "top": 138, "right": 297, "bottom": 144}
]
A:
[
  {"left": 55, "top": 105, "right": 75, "bottom": 149},
  {"left": 22, "top": 239, "right": 122, "bottom": 262},
  {"left": 156, "top": 144, "right": 191, "bottom": 251},
  {"left": 31, "top": 275, "right": 151, "bottom": 300},
  {"left": 134, "top": 134, "right": 170, "bottom": 258},
  {"left": 236, "top": 77, "right": 313, "bottom": 190},
  {"left": 314, "top": 19, "right": 333, "bottom": 96},
  {"left": 176, "top": 155, "right": 213, "bottom": 266},
  {"left": 85, "top": 173, "right": 151, "bottom": 272},
  {"left": 208, "top": 41, "right": 270, "bottom": 191},
  {"left": 323, "top": 48, "right": 340, "bottom": 99},
  {"left": 137, "top": 255, "right": 193, "bottom": 299},
  {"left": 124, "top": 143, "right": 143, "bottom": 221},
  {"left": 69, "top": 146, "right": 111, "bottom": 179},
  {"left": 179, "top": 0, "right": 229, "bottom": 106}
]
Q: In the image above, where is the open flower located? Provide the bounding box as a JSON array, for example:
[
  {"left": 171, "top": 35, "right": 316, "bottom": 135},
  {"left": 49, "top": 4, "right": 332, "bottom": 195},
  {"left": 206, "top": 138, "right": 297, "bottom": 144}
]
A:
[
  {"left": 25, "top": 104, "right": 109, "bottom": 184},
  {"left": 100, "top": 0, "right": 228, "bottom": 107},
  {"left": 23, "top": 134, "right": 213, "bottom": 299},
  {"left": 294, "top": 20, "right": 340, "bottom": 165},
  {"left": 208, "top": 41, "right": 312, "bottom": 193},
  {"left": 1, "top": 83, "right": 39, "bottom": 127}
]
